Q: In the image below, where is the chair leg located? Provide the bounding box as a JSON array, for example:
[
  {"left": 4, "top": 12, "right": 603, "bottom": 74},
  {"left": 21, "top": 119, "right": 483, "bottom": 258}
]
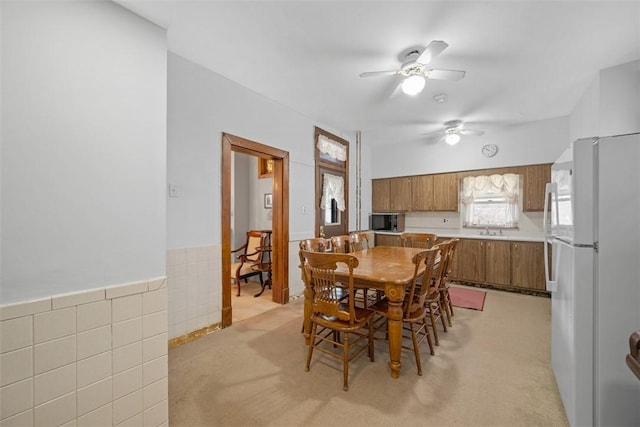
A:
[
  {"left": 343, "top": 333, "right": 350, "bottom": 391},
  {"left": 428, "top": 303, "right": 440, "bottom": 346},
  {"left": 438, "top": 300, "right": 448, "bottom": 333},
  {"left": 368, "top": 319, "right": 375, "bottom": 362},
  {"left": 423, "top": 318, "right": 435, "bottom": 355},
  {"left": 442, "top": 291, "right": 453, "bottom": 327},
  {"left": 410, "top": 324, "right": 423, "bottom": 376},
  {"left": 305, "top": 323, "right": 317, "bottom": 372}
]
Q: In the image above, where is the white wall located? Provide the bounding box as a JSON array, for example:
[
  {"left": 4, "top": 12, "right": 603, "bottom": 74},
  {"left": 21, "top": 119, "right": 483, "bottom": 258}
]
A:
[
  {"left": 599, "top": 60, "right": 640, "bottom": 137},
  {"left": 369, "top": 116, "right": 569, "bottom": 180},
  {"left": 1, "top": 1, "right": 167, "bottom": 304}
]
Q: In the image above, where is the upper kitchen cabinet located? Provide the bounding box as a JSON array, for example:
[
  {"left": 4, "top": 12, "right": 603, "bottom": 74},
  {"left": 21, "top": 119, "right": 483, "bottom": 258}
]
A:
[
  {"left": 433, "top": 173, "right": 459, "bottom": 211},
  {"left": 389, "top": 177, "right": 412, "bottom": 211},
  {"left": 372, "top": 178, "right": 390, "bottom": 212},
  {"left": 411, "top": 175, "right": 433, "bottom": 211},
  {"left": 524, "top": 164, "right": 551, "bottom": 211}
]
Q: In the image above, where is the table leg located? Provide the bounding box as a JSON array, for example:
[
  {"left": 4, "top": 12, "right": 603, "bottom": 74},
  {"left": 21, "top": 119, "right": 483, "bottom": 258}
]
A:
[{"left": 385, "top": 283, "right": 404, "bottom": 379}]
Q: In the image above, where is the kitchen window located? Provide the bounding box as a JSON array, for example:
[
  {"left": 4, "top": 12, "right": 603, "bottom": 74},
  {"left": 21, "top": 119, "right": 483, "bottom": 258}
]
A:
[{"left": 461, "top": 174, "right": 520, "bottom": 228}]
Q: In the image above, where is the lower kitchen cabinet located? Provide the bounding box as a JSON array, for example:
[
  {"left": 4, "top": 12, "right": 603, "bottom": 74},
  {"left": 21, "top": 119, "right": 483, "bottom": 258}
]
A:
[
  {"left": 374, "top": 233, "right": 401, "bottom": 247},
  {"left": 449, "top": 238, "right": 548, "bottom": 293}
]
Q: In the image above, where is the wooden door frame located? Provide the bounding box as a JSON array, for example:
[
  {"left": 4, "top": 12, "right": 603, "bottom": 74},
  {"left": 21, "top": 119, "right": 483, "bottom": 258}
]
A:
[
  {"left": 221, "top": 133, "right": 290, "bottom": 327},
  {"left": 314, "top": 127, "right": 349, "bottom": 237}
]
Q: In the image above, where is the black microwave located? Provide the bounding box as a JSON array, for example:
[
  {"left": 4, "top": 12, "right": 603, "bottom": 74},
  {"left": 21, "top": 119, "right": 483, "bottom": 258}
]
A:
[{"left": 370, "top": 213, "right": 405, "bottom": 232}]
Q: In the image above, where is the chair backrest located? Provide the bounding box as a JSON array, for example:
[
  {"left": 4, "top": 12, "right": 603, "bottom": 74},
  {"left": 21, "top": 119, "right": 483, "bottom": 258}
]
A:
[
  {"left": 349, "top": 233, "right": 370, "bottom": 252},
  {"left": 405, "top": 248, "right": 439, "bottom": 318},
  {"left": 431, "top": 239, "right": 455, "bottom": 290},
  {"left": 442, "top": 238, "right": 459, "bottom": 282},
  {"left": 245, "top": 230, "right": 268, "bottom": 262},
  {"left": 330, "top": 235, "right": 351, "bottom": 253},
  {"left": 299, "top": 238, "right": 330, "bottom": 253},
  {"left": 400, "top": 233, "right": 438, "bottom": 249},
  {"left": 299, "top": 250, "right": 360, "bottom": 325}
]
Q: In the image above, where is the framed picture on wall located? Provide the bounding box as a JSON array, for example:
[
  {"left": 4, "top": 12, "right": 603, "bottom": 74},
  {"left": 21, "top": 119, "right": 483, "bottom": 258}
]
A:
[{"left": 264, "top": 193, "right": 272, "bottom": 209}]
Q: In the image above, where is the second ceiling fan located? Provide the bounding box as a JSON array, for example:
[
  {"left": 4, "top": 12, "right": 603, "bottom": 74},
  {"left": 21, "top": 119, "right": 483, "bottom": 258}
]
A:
[{"left": 360, "top": 40, "right": 466, "bottom": 95}]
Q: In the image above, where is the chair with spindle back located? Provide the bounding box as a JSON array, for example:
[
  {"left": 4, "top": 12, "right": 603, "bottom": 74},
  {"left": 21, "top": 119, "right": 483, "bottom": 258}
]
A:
[
  {"left": 300, "top": 250, "right": 375, "bottom": 391},
  {"left": 370, "top": 248, "right": 439, "bottom": 375},
  {"left": 400, "top": 233, "right": 438, "bottom": 249},
  {"left": 349, "top": 233, "right": 370, "bottom": 252},
  {"left": 330, "top": 235, "right": 352, "bottom": 253}
]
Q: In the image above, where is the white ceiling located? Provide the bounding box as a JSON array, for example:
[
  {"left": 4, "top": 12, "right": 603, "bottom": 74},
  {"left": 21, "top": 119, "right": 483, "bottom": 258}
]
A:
[{"left": 118, "top": 1, "right": 640, "bottom": 146}]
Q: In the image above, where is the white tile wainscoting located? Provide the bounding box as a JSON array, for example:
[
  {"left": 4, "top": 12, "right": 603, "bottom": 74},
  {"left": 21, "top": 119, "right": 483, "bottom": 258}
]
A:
[
  {"left": 166, "top": 245, "right": 222, "bottom": 341},
  {"left": 0, "top": 279, "right": 168, "bottom": 427}
]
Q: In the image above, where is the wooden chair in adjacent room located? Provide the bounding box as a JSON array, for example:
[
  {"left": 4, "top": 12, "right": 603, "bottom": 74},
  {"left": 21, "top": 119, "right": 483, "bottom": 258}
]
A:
[
  {"left": 399, "top": 232, "right": 438, "bottom": 249},
  {"left": 300, "top": 250, "right": 375, "bottom": 391},
  {"left": 230, "top": 230, "right": 270, "bottom": 297},
  {"left": 369, "top": 248, "right": 438, "bottom": 375}
]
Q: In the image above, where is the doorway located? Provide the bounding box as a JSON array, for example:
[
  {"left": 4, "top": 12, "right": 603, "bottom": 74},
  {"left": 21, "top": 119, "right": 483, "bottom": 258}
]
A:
[{"left": 221, "top": 133, "right": 290, "bottom": 328}]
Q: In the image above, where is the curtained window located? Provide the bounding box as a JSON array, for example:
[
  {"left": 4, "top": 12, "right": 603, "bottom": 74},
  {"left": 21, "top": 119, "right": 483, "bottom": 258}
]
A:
[
  {"left": 461, "top": 173, "right": 520, "bottom": 228},
  {"left": 316, "top": 134, "right": 347, "bottom": 162},
  {"left": 321, "top": 173, "right": 345, "bottom": 225}
]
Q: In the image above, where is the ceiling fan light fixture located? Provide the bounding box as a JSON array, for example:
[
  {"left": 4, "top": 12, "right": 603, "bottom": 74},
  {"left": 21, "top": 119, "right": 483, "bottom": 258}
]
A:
[
  {"left": 401, "top": 74, "right": 426, "bottom": 95},
  {"left": 445, "top": 133, "right": 461, "bottom": 145}
]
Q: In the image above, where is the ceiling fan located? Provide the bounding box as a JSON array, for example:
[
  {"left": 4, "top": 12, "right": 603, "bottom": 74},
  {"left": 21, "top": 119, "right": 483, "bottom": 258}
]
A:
[
  {"left": 359, "top": 41, "right": 466, "bottom": 96},
  {"left": 422, "top": 120, "right": 485, "bottom": 145}
]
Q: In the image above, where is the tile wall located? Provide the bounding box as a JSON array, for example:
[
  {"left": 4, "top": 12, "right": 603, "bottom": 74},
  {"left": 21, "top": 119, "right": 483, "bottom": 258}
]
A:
[
  {"left": 0, "top": 278, "right": 168, "bottom": 427},
  {"left": 166, "top": 245, "right": 221, "bottom": 340}
]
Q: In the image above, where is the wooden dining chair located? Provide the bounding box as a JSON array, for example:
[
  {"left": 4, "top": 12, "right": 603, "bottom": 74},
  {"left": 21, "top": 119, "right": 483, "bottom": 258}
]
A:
[
  {"left": 330, "top": 235, "right": 352, "bottom": 253},
  {"left": 370, "top": 248, "right": 439, "bottom": 375},
  {"left": 425, "top": 243, "right": 450, "bottom": 345},
  {"left": 349, "top": 233, "right": 370, "bottom": 252},
  {"left": 230, "top": 230, "right": 270, "bottom": 296},
  {"left": 400, "top": 232, "right": 438, "bottom": 249},
  {"left": 300, "top": 250, "right": 375, "bottom": 391},
  {"left": 299, "top": 237, "right": 330, "bottom": 253},
  {"left": 438, "top": 238, "right": 459, "bottom": 326}
]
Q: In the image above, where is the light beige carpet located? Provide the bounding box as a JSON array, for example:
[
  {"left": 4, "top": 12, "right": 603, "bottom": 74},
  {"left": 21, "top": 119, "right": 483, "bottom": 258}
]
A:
[{"left": 169, "top": 285, "right": 569, "bottom": 426}]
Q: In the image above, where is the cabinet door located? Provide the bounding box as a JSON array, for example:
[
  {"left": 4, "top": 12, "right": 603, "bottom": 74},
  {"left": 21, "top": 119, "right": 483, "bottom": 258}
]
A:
[
  {"left": 374, "top": 234, "right": 401, "bottom": 247},
  {"left": 411, "top": 174, "right": 434, "bottom": 211},
  {"left": 457, "top": 239, "right": 485, "bottom": 282},
  {"left": 511, "top": 241, "right": 546, "bottom": 290},
  {"left": 485, "top": 240, "right": 511, "bottom": 286},
  {"left": 524, "top": 164, "right": 551, "bottom": 211},
  {"left": 389, "top": 177, "right": 412, "bottom": 212},
  {"left": 433, "top": 173, "right": 459, "bottom": 211},
  {"left": 372, "top": 179, "right": 390, "bottom": 212}
]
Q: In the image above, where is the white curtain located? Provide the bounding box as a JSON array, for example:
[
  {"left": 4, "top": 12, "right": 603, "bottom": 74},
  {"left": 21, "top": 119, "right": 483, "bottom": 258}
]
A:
[
  {"left": 461, "top": 173, "right": 519, "bottom": 227},
  {"left": 317, "top": 134, "right": 347, "bottom": 161},
  {"left": 320, "top": 173, "right": 345, "bottom": 211}
]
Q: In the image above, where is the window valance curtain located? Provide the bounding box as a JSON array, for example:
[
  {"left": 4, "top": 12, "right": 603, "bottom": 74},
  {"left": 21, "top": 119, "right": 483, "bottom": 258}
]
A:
[
  {"left": 460, "top": 173, "right": 519, "bottom": 204},
  {"left": 321, "top": 173, "right": 345, "bottom": 211},
  {"left": 317, "top": 134, "right": 347, "bottom": 161}
]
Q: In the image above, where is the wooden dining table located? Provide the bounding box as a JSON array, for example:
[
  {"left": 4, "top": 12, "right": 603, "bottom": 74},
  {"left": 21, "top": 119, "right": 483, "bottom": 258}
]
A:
[{"left": 302, "top": 245, "right": 428, "bottom": 379}]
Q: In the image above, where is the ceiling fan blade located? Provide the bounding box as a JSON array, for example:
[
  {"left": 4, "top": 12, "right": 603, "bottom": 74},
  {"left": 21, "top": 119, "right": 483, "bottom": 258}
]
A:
[
  {"left": 426, "top": 69, "right": 466, "bottom": 81},
  {"left": 359, "top": 70, "right": 399, "bottom": 78},
  {"left": 460, "top": 129, "right": 485, "bottom": 136},
  {"left": 421, "top": 130, "right": 445, "bottom": 137},
  {"left": 416, "top": 40, "right": 448, "bottom": 65}
]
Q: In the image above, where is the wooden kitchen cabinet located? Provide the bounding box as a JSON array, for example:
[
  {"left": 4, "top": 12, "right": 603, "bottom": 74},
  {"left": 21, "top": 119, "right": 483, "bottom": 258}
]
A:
[
  {"left": 374, "top": 233, "right": 401, "bottom": 247},
  {"left": 485, "top": 240, "right": 511, "bottom": 286},
  {"left": 389, "top": 177, "right": 412, "bottom": 211},
  {"left": 449, "top": 238, "right": 548, "bottom": 293},
  {"left": 409, "top": 172, "right": 459, "bottom": 212},
  {"left": 524, "top": 164, "right": 551, "bottom": 211},
  {"left": 411, "top": 175, "right": 434, "bottom": 211},
  {"left": 433, "top": 173, "right": 459, "bottom": 211},
  {"left": 455, "top": 239, "right": 485, "bottom": 283},
  {"left": 511, "top": 241, "right": 546, "bottom": 290},
  {"left": 372, "top": 179, "right": 390, "bottom": 212}
]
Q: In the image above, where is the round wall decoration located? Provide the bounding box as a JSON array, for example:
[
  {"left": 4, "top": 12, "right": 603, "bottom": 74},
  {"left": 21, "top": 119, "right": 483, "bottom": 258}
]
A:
[{"left": 481, "top": 143, "right": 498, "bottom": 157}]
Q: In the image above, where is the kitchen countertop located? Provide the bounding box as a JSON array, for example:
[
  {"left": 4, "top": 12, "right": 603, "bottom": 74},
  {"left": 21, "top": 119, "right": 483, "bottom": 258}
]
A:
[{"left": 374, "top": 228, "right": 545, "bottom": 243}]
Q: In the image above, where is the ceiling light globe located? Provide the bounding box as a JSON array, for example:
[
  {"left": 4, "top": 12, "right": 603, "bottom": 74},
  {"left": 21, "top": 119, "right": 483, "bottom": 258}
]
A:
[
  {"left": 401, "top": 75, "right": 426, "bottom": 95},
  {"left": 445, "top": 133, "right": 461, "bottom": 145}
]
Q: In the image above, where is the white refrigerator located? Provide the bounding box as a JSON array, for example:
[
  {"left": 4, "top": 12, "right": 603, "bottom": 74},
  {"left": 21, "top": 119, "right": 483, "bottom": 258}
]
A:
[{"left": 544, "top": 133, "right": 640, "bottom": 427}]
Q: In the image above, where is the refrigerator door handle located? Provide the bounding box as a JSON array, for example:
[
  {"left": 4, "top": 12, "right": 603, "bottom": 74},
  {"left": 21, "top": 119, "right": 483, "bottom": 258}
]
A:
[{"left": 544, "top": 182, "right": 558, "bottom": 292}]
